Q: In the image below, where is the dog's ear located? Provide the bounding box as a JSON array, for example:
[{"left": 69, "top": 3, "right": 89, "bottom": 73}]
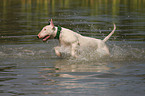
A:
[{"left": 50, "top": 19, "right": 55, "bottom": 30}]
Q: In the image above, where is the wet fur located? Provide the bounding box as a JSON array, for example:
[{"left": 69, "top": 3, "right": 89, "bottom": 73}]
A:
[{"left": 38, "top": 19, "right": 116, "bottom": 58}]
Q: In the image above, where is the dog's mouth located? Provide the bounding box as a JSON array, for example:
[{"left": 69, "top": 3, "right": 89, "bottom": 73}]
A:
[{"left": 43, "top": 35, "right": 50, "bottom": 41}]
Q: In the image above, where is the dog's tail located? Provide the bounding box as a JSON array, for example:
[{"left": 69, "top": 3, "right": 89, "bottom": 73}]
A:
[{"left": 103, "top": 24, "right": 116, "bottom": 42}]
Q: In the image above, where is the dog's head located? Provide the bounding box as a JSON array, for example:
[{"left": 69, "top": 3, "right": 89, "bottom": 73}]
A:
[{"left": 37, "top": 19, "right": 56, "bottom": 41}]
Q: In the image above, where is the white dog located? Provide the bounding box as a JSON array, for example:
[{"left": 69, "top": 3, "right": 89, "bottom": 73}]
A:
[{"left": 37, "top": 19, "right": 116, "bottom": 58}]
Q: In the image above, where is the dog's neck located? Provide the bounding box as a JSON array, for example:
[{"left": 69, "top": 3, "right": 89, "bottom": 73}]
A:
[{"left": 54, "top": 26, "right": 61, "bottom": 39}]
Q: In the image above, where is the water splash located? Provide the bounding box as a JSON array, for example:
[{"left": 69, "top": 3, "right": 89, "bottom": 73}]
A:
[
  {"left": 0, "top": 45, "right": 50, "bottom": 59},
  {"left": 68, "top": 42, "right": 145, "bottom": 63},
  {"left": 0, "top": 42, "right": 144, "bottom": 62},
  {"left": 110, "top": 43, "right": 145, "bottom": 61}
]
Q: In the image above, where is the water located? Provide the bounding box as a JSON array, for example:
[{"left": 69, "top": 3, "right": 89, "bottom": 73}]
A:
[{"left": 0, "top": 0, "right": 145, "bottom": 96}]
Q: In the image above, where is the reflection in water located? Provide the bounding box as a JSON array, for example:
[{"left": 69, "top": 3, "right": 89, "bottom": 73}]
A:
[
  {"left": 1, "top": 0, "right": 145, "bottom": 96},
  {"left": 0, "top": 43, "right": 145, "bottom": 95},
  {"left": 39, "top": 59, "right": 110, "bottom": 95},
  {"left": 38, "top": 56, "right": 145, "bottom": 95},
  {"left": 2, "top": 0, "right": 145, "bottom": 16},
  {"left": 55, "top": 60, "right": 110, "bottom": 72},
  {"left": 0, "top": 0, "right": 145, "bottom": 43}
]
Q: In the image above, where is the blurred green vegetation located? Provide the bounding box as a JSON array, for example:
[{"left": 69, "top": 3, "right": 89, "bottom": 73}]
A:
[
  {"left": 1, "top": 0, "right": 145, "bottom": 17},
  {"left": 0, "top": 0, "right": 145, "bottom": 41}
]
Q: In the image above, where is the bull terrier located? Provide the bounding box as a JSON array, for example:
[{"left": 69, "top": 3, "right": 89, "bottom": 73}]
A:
[{"left": 37, "top": 19, "right": 116, "bottom": 58}]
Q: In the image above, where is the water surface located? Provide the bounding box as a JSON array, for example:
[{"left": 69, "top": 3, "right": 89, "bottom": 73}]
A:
[{"left": 0, "top": 0, "right": 145, "bottom": 96}]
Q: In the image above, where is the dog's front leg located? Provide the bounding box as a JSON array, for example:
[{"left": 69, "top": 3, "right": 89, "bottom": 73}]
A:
[
  {"left": 71, "top": 42, "right": 78, "bottom": 58},
  {"left": 54, "top": 46, "right": 61, "bottom": 57}
]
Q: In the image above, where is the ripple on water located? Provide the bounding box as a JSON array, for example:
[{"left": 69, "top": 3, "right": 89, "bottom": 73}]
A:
[{"left": 0, "top": 41, "right": 145, "bottom": 63}]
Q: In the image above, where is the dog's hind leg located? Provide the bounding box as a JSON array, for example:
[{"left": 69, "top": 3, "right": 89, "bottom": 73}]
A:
[{"left": 54, "top": 46, "right": 61, "bottom": 57}]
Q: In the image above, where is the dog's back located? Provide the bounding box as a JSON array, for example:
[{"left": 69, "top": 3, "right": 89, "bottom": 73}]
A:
[{"left": 38, "top": 19, "right": 116, "bottom": 57}]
